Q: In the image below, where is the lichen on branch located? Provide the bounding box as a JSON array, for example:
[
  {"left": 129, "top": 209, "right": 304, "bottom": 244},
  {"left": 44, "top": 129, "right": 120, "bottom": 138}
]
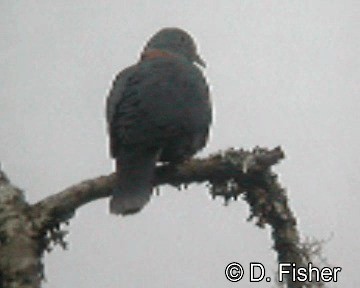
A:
[{"left": 0, "top": 147, "right": 316, "bottom": 288}]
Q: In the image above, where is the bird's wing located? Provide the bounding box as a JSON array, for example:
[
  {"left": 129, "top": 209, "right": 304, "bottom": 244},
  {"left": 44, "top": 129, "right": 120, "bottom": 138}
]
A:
[{"left": 106, "top": 65, "right": 138, "bottom": 157}]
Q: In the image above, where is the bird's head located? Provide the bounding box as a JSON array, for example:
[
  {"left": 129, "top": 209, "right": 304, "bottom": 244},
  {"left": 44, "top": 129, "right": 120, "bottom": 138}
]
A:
[{"left": 142, "top": 27, "right": 205, "bottom": 67}]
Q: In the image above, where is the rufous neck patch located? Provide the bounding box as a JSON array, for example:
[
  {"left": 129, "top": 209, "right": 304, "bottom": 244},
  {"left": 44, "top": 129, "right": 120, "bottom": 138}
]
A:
[{"left": 140, "top": 49, "right": 177, "bottom": 61}]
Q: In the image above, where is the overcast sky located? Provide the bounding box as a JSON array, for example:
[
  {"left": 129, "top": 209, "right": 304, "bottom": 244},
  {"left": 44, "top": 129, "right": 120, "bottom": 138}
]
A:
[{"left": 1, "top": 1, "right": 359, "bottom": 287}]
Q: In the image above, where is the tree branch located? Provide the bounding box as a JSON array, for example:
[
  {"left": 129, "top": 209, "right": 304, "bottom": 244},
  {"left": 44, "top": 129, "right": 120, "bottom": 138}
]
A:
[
  {"left": 1, "top": 147, "right": 318, "bottom": 288},
  {"left": 0, "top": 166, "right": 42, "bottom": 288},
  {"left": 30, "top": 174, "right": 116, "bottom": 232},
  {"left": 30, "top": 146, "right": 284, "bottom": 229}
]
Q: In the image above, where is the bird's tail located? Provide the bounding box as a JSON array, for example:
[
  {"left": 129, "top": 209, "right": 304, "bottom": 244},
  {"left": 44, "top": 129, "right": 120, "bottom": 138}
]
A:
[{"left": 110, "top": 149, "right": 158, "bottom": 216}]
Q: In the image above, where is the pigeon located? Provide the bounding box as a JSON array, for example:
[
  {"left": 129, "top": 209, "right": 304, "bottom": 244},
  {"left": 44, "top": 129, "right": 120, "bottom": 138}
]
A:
[{"left": 106, "top": 27, "right": 212, "bottom": 215}]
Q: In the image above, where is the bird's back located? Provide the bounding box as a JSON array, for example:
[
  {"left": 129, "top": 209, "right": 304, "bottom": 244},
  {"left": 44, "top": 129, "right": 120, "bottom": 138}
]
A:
[{"left": 108, "top": 56, "right": 211, "bottom": 161}]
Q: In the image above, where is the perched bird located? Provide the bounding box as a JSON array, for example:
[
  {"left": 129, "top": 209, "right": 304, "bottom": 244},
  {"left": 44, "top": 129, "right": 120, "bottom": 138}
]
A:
[{"left": 106, "top": 28, "right": 212, "bottom": 215}]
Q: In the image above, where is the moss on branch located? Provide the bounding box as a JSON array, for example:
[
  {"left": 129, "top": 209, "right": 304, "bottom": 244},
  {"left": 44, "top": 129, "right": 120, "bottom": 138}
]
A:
[{"left": 0, "top": 147, "right": 317, "bottom": 288}]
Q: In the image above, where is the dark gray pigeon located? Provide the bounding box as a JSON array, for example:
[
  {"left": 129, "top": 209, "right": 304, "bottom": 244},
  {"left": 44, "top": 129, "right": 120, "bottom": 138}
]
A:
[{"left": 106, "top": 27, "right": 212, "bottom": 215}]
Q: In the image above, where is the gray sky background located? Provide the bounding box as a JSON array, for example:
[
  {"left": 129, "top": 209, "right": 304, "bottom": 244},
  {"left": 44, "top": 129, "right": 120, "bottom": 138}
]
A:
[{"left": 1, "top": 1, "right": 359, "bottom": 287}]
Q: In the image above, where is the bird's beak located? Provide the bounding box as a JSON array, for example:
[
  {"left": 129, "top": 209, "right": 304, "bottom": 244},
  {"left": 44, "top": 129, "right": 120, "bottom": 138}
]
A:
[{"left": 194, "top": 54, "right": 206, "bottom": 67}]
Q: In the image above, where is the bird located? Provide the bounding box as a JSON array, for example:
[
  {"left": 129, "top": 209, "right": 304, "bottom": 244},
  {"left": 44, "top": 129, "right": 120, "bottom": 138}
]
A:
[{"left": 106, "top": 27, "right": 212, "bottom": 215}]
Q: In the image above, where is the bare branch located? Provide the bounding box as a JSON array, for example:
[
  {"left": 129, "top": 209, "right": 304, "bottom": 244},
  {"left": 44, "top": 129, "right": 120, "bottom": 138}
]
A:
[{"left": 31, "top": 174, "right": 117, "bottom": 231}]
